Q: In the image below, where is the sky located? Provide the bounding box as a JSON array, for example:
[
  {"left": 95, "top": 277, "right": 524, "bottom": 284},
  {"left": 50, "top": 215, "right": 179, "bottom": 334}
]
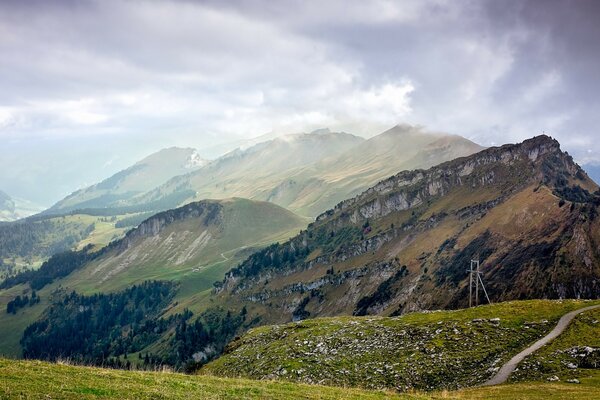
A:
[{"left": 1, "top": 0, "right": 599, "bottom": 205}]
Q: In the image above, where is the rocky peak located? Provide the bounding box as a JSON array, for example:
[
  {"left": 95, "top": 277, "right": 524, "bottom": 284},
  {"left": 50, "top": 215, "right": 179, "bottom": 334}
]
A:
[{"left": 315, "top": 135, "right": 579, "bottom": 225}]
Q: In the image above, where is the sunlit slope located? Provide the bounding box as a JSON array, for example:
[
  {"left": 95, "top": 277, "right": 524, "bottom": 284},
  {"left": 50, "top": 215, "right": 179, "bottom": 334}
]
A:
[
  {"left": 137, "top": 132, "right": 365, "bottom": 213},
  {"left": 135, "top": 127, "right": 483, "bottom": 218},
  {"left": 272, "top": 125, "right": 484, "bottom": 216},
  {"left": 62, "top": 198, "right": 308, "bottom": 294},
  {"left": 2, "top": 358, "right": 600, "bottom": 399}
]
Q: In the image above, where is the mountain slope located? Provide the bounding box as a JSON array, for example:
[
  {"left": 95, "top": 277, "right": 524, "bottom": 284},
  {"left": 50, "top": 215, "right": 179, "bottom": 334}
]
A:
[
  {"left": 61, "top": 198, "right": 308, "bottom": 295},
  {"left": 47, "top": 147, "right": 207, "bottom": 214},
  {"left": 213, "top": 135, "right": 600, "bottom": 329},
  {"left": 204, "top": 300, "right": 600, "bottom": 391},
  {"left": 0, "top": 198, "right": 307, "bottom": 357},
  {"left": 268, "top": 125, "right": 484, "bottom": 216}
]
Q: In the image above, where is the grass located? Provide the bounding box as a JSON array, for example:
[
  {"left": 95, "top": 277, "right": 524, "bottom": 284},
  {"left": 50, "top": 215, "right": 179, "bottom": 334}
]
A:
[
  {"left": 1, "top": 358, "right": 599, "bottom": 399},
  {"left": 0, "top": 358, "right": 416, "bottom": 400}
]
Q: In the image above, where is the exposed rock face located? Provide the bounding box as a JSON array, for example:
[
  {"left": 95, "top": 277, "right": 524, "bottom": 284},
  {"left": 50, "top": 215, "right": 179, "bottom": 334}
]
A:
[{"left": 119, "top": 201, "right": 223, "bottom": 250}]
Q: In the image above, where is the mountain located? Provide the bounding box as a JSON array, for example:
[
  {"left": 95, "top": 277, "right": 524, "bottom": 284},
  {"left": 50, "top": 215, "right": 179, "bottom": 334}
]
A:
[
  {"left": 61, "top": 198, "right": 308, "bottom": 295},
  {"left": 0, "top": 191, "right": 44, "bottom": 222},
  {"left": 136, "top": 131, "right": 366, "bottom": 212},
  {"left": 213, "top": 135, "right": 599, "bottom": 328},
  {"left": 0, "top": 197, "right": 307, "bottom": 357},
  {"left": 266, "top": 124, "right": 485, "bottom": 216},
  {"left": 46, "top": 147, "right": 207, "bottom": 214},
  {"left": 134, "top": 126, "right": 483, "bottom": 217},
  {"left": 2, "top": 135, "right": 599, "bottom": 372}
]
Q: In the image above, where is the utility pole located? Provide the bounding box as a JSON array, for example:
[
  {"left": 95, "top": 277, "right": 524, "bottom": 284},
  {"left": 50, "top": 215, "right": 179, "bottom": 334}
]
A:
[{"left": 467, "top": 260, "right": 491, "bottom": 307}]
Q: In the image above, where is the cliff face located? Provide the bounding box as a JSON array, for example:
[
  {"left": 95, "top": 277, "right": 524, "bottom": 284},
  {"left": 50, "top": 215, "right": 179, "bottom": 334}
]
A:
[
  {"left": 119, "top": 201, "right": 223, "bottom": 249},
  {"left": 216, "top": 136, "right": 600, "bottom": 325}
]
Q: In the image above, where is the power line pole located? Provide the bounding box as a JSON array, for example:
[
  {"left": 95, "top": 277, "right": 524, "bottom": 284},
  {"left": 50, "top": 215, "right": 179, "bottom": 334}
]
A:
[
  {"left": 468, "top": 261, "right": 473, "bottom": 308},
  {"left": 467, "top": 260, "right": 491, "bottom": 307}
]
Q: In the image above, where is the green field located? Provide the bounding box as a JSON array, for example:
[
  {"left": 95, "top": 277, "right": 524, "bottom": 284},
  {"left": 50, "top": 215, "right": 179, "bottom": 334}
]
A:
[{"left": 1, "top": 358, "right": 599, "bottom": 399}]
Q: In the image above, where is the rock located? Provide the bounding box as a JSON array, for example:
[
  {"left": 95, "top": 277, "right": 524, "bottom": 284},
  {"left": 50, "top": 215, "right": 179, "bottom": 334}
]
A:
[
  {"left": 547, "top": 375, "right": 560, "bottom": 382},
  {"left": 566, "top": 362, "right": 578, "bottom": 369},
  {"left": 567, "top": 379, "right": 580, "bottom": 384},
  {"left": 489, "top": 318, "right": 500, "bottom": 323}
]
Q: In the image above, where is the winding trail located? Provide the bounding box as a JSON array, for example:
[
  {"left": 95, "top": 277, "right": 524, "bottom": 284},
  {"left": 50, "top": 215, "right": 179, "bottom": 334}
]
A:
[{"left": 482, "top": 304, "right": 600, "bottom": 386}]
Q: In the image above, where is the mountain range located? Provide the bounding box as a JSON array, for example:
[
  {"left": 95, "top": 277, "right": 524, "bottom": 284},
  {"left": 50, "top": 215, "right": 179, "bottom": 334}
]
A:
[
  {"left": 213, "top": 135, "right": 599, "bottom": 325},
  {"left": 46, "top": 147, "right": 207, "bottom": 214},
  {"left": 45, "top": 126, "right": 483, "bottom": 219},
  {"left": 1, "top": 134, "right": 598, "bottom": 369}
]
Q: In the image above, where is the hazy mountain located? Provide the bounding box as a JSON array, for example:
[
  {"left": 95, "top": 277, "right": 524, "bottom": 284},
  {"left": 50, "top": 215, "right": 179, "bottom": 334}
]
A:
[
  {"left": 134, "top": 131, "right": 365, "bottom": 210},
  {"left": 266, "top": 124, "right": 485, "bottom": 216},
  {"left": 135, "top": 126, "right": 483, "bottom": 217},
  {"left": 0, "top": 190, "right": 44, "bottom": 222},
  {"left": 46, "top": 147, "right": 207, "bottom": 214},
  {"left": 214, "top": 135, "right": 599, "bottom": 327}
]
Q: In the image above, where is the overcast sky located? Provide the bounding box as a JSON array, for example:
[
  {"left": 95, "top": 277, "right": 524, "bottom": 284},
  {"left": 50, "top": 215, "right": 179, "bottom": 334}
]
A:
[{"left": 1, "top": 0, "right": 599, "bottom": 205}]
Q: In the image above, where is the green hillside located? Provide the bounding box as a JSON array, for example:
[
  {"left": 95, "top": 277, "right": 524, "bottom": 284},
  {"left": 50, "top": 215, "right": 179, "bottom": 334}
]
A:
[
  {"left": 203, "top": 300, "right": 600, "bottom": 392},
  {"left": 513, "top": 306, "right": 600, "bottom": 383},
  {"left": 61, "top": 198, "right": 308, "bottom": 296},
  {"left": 0, "top": 198, "right": 307, "bottom": 358}
]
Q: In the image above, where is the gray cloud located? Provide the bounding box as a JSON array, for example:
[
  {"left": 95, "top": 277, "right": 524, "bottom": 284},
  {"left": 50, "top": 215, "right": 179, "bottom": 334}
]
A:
[{"left": 1, "top": 0, "right": 599, "bottom": 204}]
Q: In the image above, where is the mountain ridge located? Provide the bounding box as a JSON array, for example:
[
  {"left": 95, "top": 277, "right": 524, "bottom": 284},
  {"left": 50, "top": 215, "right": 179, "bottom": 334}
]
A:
[{"left": 214, "top": 135, "right": 599, "bottom": 326}]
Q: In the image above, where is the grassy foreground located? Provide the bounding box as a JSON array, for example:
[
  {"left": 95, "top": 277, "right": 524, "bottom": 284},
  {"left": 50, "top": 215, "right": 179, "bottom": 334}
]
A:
[
  {"left": 203, "top": 300, "right": 600, "bottom": 391},
  {"left": 1, "top": 358, "right": 599, "bottom": 399}
]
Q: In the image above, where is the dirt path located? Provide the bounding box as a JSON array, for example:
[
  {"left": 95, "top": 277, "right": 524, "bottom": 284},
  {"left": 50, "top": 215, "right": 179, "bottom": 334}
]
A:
[{"left": 482, "top": 304, "right": 600, "bottom": 386}]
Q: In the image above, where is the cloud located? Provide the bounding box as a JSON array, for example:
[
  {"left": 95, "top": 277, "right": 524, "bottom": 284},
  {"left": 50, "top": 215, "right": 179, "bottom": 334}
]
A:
[{"left": 0, "top": 0, "right": 599, "bottom": 204}]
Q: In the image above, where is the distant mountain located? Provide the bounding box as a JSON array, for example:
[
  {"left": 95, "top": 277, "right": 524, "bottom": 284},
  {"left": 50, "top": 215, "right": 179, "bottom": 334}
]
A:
[
  {"left": 214, "top": 135, "right": 599, "bottom": 328},
  {"left": 0, "top": 190, "right": 44, "bottom": 222},
  {"left": 46, "top": 147, "right": 207, "bottom": 214},
  {"left": 134, "top": 126, "right": 483, "bottom": 217},
  {"left": 267, "top": 124, "right": 485, "bottom": 216}
]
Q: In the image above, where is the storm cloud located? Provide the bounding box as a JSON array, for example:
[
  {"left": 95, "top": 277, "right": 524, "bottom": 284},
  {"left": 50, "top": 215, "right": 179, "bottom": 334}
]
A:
[{"left": 1, "top": 0, "right": 599, "bottom": 204}]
